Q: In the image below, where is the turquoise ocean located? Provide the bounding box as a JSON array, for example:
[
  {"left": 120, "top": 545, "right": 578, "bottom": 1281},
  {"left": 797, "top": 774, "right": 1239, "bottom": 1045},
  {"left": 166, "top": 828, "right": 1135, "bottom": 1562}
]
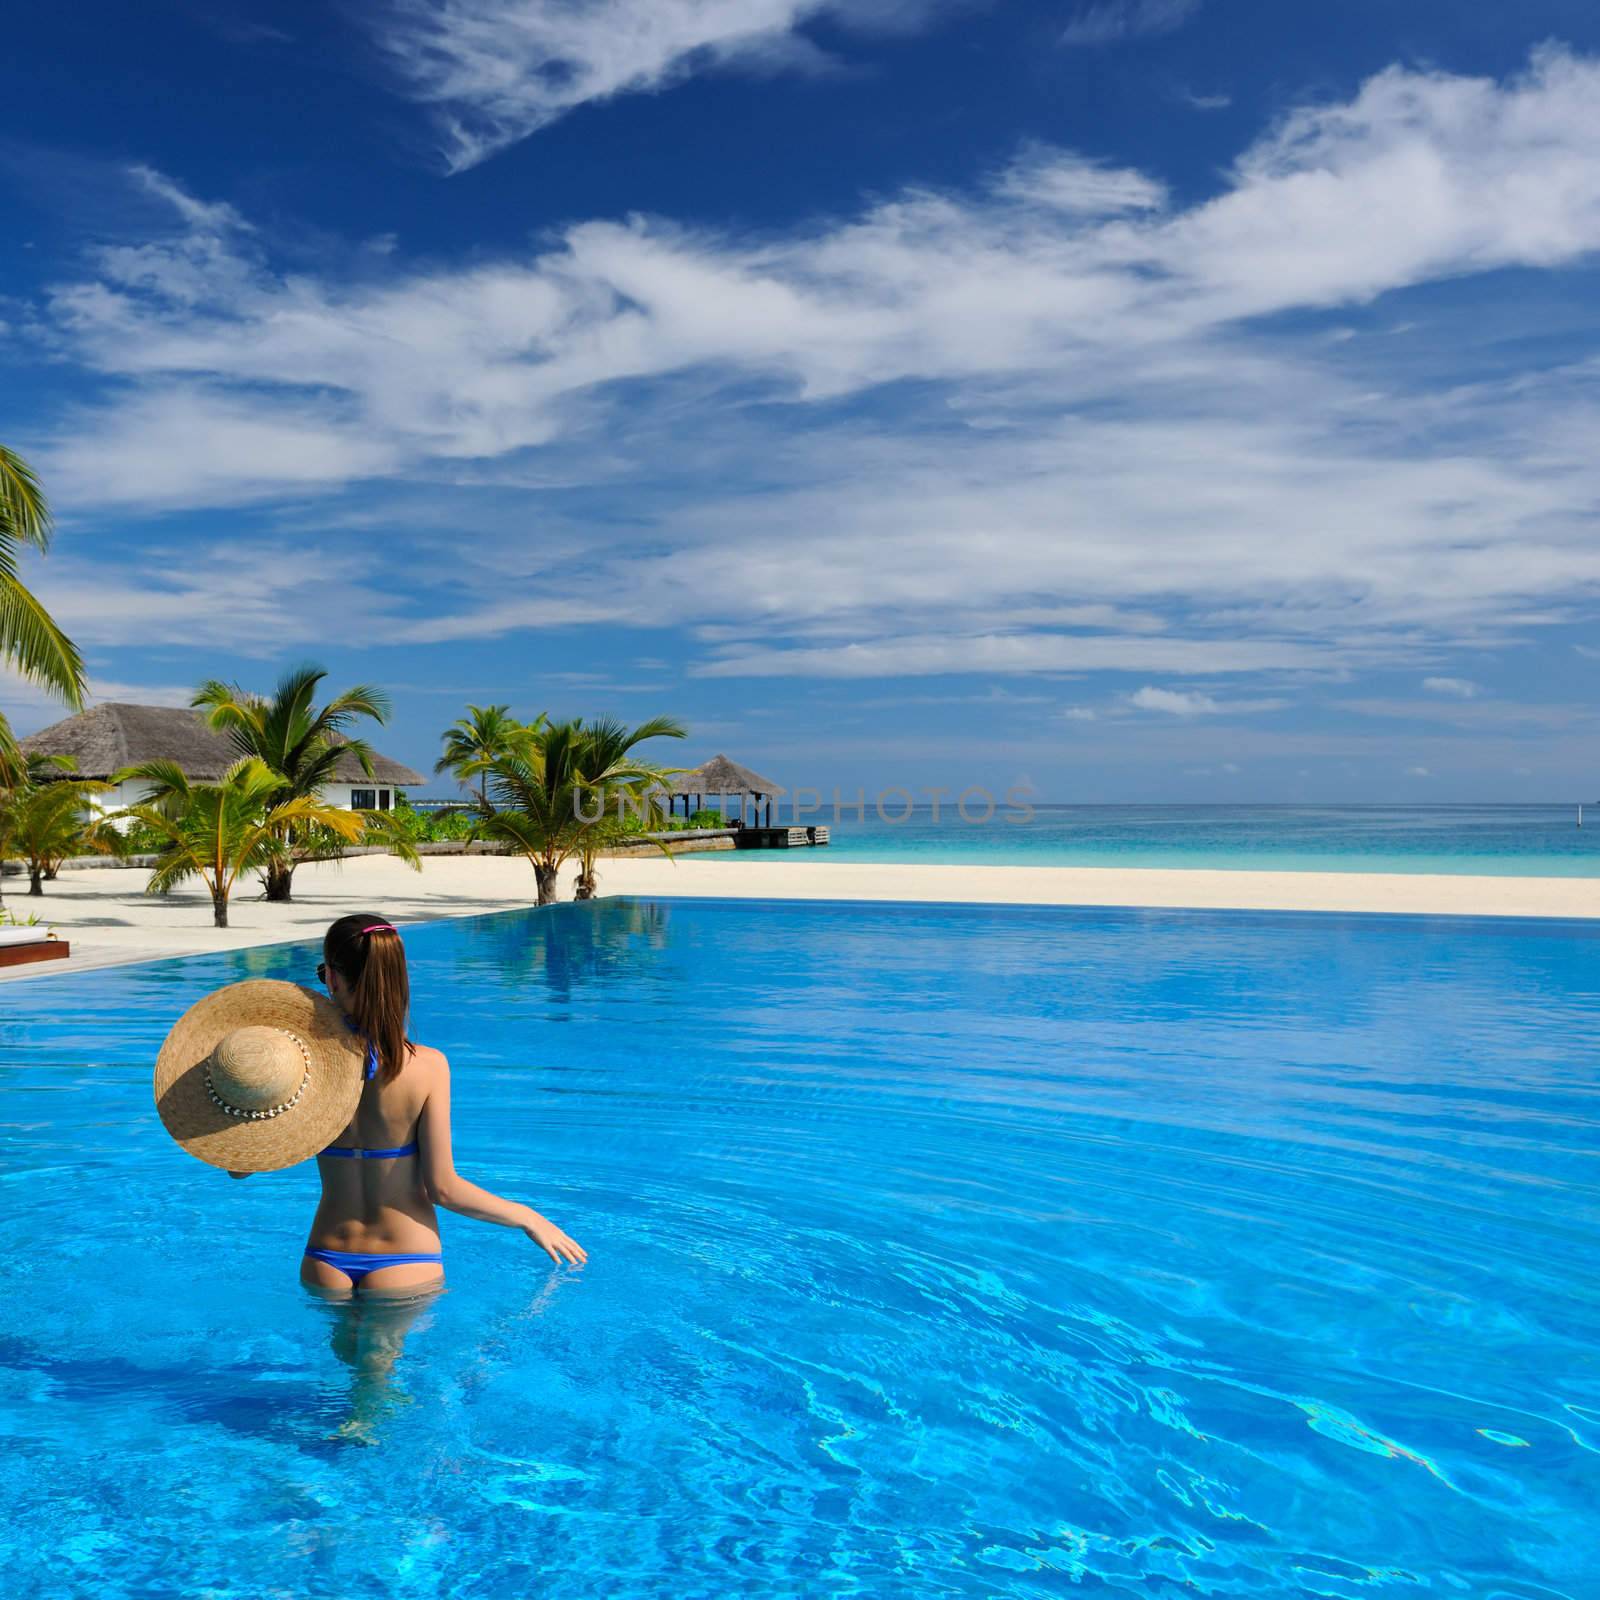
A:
[{"left": 714, "top": 804, "right": 1600, "bottom": 876}]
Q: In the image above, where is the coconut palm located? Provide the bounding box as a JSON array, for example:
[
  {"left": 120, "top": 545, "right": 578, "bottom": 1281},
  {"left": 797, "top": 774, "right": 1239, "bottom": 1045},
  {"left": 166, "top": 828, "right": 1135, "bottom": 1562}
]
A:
[
  {"left": 0, "top": 757, "right": 119, "bottom": 895},
  {"left": 116, "top": 758, "right": 370, "bottom": 928},
  {"left": 467, "top": 720, "right": 586, "bottom": 907},
  {"left": 470, "top": 715, "right": 685, "bottom": 905},
  {"left": 435, "top": 704, "right": 544, "bottom": 811},
  {"left": 194, "top": 665, "right": 392, "bottom": 901},
  {"left": 570, "top": 716, "right": 686, "bottom": 899},
  {"left": 0, "top": 444, "right": 87, "bottom": 760},
  {"left": 0, "top": 751, "right": 71, "bottom": 900}
]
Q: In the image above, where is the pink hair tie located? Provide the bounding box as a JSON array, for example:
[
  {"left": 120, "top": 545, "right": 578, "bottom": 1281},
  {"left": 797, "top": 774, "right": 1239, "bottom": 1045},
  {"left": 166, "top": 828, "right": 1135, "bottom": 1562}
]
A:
[{"left": 362, "top": 923, "right": 397, "bottom": 935}]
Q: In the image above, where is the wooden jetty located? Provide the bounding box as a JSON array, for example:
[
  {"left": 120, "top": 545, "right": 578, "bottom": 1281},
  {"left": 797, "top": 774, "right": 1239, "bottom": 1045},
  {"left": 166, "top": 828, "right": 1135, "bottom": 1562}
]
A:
[{"left": 736, "top": 824, "right": 829, "bottom": 849}]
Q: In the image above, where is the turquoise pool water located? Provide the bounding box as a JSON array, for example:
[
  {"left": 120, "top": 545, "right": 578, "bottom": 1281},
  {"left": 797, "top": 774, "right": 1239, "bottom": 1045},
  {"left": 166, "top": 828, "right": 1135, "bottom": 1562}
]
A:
[
  {"left": 2, "top": 897, "right": 1597, "bottom": 1597},
  {"left": 710, "top": 803, "right": 1600, "bottom": 875}
]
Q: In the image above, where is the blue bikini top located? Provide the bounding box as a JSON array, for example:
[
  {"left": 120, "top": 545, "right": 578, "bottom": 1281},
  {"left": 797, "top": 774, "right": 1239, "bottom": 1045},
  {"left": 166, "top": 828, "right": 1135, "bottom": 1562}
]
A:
[{"left": 320, "top": 1029, "right": 418, "bottom": 1160}]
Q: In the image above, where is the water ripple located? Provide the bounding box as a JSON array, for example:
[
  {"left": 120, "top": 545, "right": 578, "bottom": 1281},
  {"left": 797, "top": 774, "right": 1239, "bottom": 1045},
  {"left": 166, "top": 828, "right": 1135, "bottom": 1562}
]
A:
[{"left": 1, "top": 898, "right": 1597, "bottom": 1596}]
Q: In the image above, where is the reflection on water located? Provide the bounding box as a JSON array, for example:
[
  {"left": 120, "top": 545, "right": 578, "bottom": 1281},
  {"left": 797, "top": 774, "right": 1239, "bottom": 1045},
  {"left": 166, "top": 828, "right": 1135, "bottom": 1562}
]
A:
[
  {"left": 1, "top": 898, "right": 1597, "bottom": 1597},
  {"left": 450, "top": 897, "right": 672, "bottom": 1011}
]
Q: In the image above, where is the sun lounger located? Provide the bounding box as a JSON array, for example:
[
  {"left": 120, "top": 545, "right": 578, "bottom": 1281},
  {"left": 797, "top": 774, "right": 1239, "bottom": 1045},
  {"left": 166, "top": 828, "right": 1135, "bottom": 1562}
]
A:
[{"left": 0, "top": 927, "right": 70, "bottom": 968}]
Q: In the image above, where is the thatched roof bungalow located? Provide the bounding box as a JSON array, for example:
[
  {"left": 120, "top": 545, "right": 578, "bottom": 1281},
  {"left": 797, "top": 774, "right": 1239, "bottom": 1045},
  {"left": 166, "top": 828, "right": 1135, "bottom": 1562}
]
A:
[{"left": 20, "top": 703, "right": 425, "bottom": 814}]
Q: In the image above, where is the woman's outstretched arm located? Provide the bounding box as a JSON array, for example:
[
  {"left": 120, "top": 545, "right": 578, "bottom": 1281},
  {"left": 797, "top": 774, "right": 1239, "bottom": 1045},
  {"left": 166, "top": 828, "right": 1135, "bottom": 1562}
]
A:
[{"left": 418, "top": 1050, "right": 587, "bottom": 1266}]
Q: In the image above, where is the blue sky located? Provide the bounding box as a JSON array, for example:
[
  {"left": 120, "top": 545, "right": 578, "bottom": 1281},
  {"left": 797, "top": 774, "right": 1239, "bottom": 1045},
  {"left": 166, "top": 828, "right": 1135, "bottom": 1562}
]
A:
[{"left": 3, "top": 0, "right": 1599, "bottom": 800}]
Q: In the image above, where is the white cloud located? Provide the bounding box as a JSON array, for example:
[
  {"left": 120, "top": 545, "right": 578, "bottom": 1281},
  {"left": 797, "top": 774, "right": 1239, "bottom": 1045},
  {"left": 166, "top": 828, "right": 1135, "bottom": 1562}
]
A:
[
  {"left": 127, "top": 165, "right": 251, "bottom": 235},
  {"left": 44, "top": 388, "right": 398, "bottom": 509},
  {"left": 1422, "top": 675, "right": 1480, "bottom": 698},
  {"left": 687, "top": 634, "right": 1319, "bottom": 679},
  {"left": 23, "top": 49, "right": 1600, "bottom": 685},
  {"left": 1061, "top": 0, "right": 1201, "bottom": 48},
  {"left": 1181, "top": 89, "right": 1230, "bottom": 111},
  {"left": 1167, "top": 45, "right": 1600, "bottom": 318},
  {"left": 1134, "top": 686, "right": 1213, "bottom": 713},
  {"left": 1129, "top": 685, "right": 1286, "bottom": 716},
  {"left": 19, "top": 538, "right": 405, "bottom": 653},
  {"left": 1062, "top": 706, "right": 1097, "bottom": 721},
  {"left": 372, "top": 0, "right": 959, "bottom": 171},
  {"left": 998, "top": 147, "right": 1166, "bottom": 214},
  {"left": 1407, "top": 764, "right": 1431, "bottom": 777},
  {"left": 1, "top": 675, "right": 200, "bottom": 736}
]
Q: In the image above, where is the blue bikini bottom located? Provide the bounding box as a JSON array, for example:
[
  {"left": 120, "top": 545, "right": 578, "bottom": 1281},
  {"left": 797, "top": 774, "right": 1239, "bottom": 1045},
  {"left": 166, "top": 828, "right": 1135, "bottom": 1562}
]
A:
[{"left": 303, "top": 1246, "right": 444, "bottom": 1289}]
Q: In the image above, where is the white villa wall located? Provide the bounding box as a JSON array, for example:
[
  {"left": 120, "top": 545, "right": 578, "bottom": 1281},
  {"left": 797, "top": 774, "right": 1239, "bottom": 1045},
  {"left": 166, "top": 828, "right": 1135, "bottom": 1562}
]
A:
[
  {"left": 86, "top": 777, "right": 402, "bottom": 826},
  {"left": 86, "top": 779, "right": 160, "bottom": 824},
  {"left": 319, "top": 781, "right": 400, "bottom": 812}
]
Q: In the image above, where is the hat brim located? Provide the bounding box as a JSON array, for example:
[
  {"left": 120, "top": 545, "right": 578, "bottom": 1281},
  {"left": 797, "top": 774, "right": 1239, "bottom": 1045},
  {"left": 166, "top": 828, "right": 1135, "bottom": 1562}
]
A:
[{"left": 154, "top": 980, "right": 366, "bottom": 1172}]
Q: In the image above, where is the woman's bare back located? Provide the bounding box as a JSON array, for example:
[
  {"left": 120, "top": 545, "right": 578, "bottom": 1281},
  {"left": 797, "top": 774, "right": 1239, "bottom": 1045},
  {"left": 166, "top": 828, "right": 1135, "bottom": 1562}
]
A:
[{"left": 306, "top": 1042, "right": 445, "bottom": 1260}]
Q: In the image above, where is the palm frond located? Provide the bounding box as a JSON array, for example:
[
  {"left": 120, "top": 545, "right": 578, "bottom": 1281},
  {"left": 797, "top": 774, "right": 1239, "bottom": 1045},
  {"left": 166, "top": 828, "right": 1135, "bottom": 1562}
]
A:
[
  {"left": 357, "top": 811, "right": 423, "bottom": 871},
  {"left": 113, "top": 758, "right": 192, "bottom": 800},
  {"left": 0, "top": 711, "right": 20, "bottom": 788},
  {"left": 0, "top": 565, "right": 87, "bottom": 706},
  {"left": 0, "top": 445, "right": 52, "bottom": 551}
]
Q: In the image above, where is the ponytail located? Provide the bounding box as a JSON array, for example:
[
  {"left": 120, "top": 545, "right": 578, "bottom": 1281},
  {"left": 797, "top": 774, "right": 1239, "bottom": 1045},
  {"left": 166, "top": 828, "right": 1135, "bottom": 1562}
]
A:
[{"left": 323, "top": 913, "right": 411, "bottom": 1084}]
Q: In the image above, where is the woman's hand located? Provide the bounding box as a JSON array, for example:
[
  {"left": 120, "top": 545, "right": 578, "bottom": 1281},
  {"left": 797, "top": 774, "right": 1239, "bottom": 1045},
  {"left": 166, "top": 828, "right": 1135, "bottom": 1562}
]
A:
[{"left": 522, "top": 1209, "right": 587, "bottom": 1266}]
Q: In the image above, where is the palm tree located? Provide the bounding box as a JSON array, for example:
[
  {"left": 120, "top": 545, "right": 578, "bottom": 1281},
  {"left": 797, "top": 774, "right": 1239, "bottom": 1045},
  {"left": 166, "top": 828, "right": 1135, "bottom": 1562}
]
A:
[
  {"left": 0, "top": 757, "right": 119, "bottom": 894},
  {"left": 570, "top": 716, "right": 686, "bottom": 899},
  {"left": 194, "top": 665, "right": 392, "bottom": 901},
  {"left": 435, "top": 704, "right": 544, "bottom": 810},
  {"left": 470, "top": 715, "right": 685, "bottom": 906},
  {"left": 468, "top": 720, "right": 587, "bottom": 907},
  {"left": 116, "top": 758, "right": 369, "bottom": 928},
  {"left": 0, "top": 444, "right": 87, "bottom": 759}
]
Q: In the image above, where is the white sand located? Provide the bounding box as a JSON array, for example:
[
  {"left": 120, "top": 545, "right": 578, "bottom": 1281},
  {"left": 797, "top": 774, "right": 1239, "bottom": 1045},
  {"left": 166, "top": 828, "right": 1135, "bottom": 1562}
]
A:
[{"left": 2, "top": 851, "right": 1596, "bottom": 983}]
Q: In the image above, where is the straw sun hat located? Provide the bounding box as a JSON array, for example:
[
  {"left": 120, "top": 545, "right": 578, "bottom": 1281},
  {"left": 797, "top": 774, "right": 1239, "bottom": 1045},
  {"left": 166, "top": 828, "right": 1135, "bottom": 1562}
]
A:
[{"left": 154, "top": 980, "right": 367, "bottom": 1172}]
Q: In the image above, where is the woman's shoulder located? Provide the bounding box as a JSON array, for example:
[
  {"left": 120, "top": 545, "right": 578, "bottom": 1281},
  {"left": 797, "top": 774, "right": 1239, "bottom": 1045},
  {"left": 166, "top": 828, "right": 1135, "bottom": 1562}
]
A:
[{"left": 406, "top": 1040, "right": 450, "bottom": 1076}]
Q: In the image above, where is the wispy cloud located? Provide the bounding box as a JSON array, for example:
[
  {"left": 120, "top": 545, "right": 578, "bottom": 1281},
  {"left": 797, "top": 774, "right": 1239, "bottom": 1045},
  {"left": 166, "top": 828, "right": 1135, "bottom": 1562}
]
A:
[
  {"left": 21, "top": 48, "right": 1600, "bottom": 691},
  {"left": 371, "top": 0, "right": 961, "bottom": 171},
  {"left": 1061, "top": 0, "right": 1201, "bottom": 48},
  {"left": 1422, "top": 675, "right": 1480, "bottom": 698},
  {"left": 1129, "top": 685, "right": 1286, "bottom": 716},
  {"left": 0, "top": 675, "right": 197, "bottom": 724}
]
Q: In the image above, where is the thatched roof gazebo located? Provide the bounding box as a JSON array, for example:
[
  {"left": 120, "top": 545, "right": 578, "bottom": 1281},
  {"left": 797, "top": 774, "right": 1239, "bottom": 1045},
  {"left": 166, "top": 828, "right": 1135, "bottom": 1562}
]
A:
[{"left": 664, "top": 754, "right": 786, "bottom": 827}]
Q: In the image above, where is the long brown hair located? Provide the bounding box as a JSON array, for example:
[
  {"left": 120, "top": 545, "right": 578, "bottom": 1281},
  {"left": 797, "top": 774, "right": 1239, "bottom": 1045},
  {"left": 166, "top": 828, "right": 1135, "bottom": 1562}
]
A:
[{"left": 324, "top": 913, "right": 411, "bottom": 1085}]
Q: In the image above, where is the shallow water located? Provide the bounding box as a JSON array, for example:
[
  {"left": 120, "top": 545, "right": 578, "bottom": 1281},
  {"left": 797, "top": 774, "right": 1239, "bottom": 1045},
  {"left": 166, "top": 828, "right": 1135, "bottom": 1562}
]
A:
[
  {"left": 707, "top": 802, "right": 1600, "bottom": 874},
  {"left": 2, "top": 897, "right": 1597, "bottom": 1597}
]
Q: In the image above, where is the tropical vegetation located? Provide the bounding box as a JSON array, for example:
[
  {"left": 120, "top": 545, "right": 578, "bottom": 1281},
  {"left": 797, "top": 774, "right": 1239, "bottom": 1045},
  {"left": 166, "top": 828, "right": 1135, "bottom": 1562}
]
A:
[
  {"left": 115, "top": 758, "right": 390, "bottom": 928},
  {"left": 462, "top": 715, "right": 686, "bottom": 905},
  {"left": 0, "top": 753, "right": 120, "bottom": 896},
  {"left": 569, "top": 716, "right": 686, "bottom": 899},
  {"left": 194, "top": 665, "right": 407, "bottom": 901},
  {"left": 435, "top": 704, "right": 543, "bottom": 811},
  {"left": 0, "top": 445, "right": 85, "bottom": 775}
]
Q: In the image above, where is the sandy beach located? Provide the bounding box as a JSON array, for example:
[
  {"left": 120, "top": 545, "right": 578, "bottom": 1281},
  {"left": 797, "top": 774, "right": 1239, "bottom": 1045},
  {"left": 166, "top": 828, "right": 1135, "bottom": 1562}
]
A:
[{"left": 3, "top": 851, "right": 1596, "bottom": 982}]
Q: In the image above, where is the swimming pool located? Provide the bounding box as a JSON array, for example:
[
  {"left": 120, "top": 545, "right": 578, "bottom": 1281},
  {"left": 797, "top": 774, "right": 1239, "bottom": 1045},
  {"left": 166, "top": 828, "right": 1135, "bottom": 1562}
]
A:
[{"left": 2, "top": 897, "right": 1596, "bottom": 1597}]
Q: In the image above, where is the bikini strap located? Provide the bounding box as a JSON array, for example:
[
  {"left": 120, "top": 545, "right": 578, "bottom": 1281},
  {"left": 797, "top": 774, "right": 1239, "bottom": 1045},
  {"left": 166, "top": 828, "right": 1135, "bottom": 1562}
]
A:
[{"left": 341, "top": 1013, "right": 380, "bottom": 1081}]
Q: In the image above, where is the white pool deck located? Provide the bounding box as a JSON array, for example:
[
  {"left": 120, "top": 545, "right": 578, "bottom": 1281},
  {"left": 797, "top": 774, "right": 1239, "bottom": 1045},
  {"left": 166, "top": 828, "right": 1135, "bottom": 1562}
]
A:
[{"left": 1, "top": 852, "right": 1596, "bottom": 983}]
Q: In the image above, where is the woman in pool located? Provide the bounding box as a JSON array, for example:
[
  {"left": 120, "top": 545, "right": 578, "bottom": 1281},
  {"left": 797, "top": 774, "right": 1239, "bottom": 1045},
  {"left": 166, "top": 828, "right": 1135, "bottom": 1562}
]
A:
[{"left": 249, "top": 912, "right": 587, "bottom": 1300}]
